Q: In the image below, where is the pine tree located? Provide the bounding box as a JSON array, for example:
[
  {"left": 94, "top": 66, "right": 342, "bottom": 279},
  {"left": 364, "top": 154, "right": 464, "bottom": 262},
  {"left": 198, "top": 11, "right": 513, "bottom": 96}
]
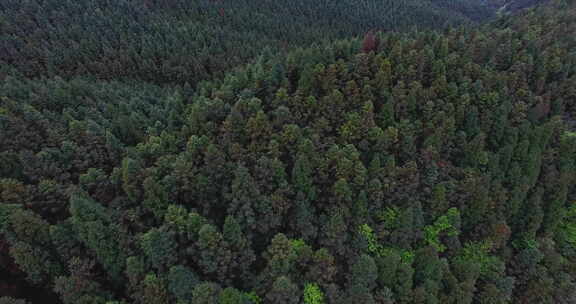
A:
[
  {"left": 266, "top": 276, "right": 300, "bottom": 304},
  {"left": 362, "top": 30, "right": 380, "bottom": 54},
  {"left": 69, "top": 195, "right": 125, "bottom": 285},
  {"left": 192, "top": 282, "right": 222, "bottom": 304},
  {"left": 223, "top": 215, "right": 256, "bottom": 280},
  {"left": 227, "top": 164, "right": 259, "bottom": 233},
  {"left": 196, "top": 224, "right": 231, "bottom": 282},
  {"left": 53, "top": 258, "right": 111, "bottom": 304}
]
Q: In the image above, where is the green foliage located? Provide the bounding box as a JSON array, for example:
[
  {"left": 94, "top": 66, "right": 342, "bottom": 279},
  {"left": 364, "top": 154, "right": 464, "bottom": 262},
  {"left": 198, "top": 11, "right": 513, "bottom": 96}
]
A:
[
  {"left": 244, "top": 291, "right": 262, "bottom": 304},
  {"left": 0, "top": 0, "right": 493, "bottom": 88},
  {"left": 168, "top": 265, "right": 199, "bottom": 302},
  {"left": 262, "top": 233, "right": 298, "bottom": 279},
  {"left": 191, "top": 282, "right": 222, "bottom": 304},
  {"left": 0, "top": 178, "right": 26, "bottom": 204},
  {"left": 376, "top": 206, "right": 401, "bottom": 229},
  {"left": 266, "top": 276, "right": 299, "bottom": 304},
  {"left": 4, "top": 209, "right": 62, "bottom": 284},
  {"left": 359, "top": 223, "right": 414, "bottom": 264},
  {"left": 54, "top": 257, "right": 111, "bottom": 304},
  {"left": 69, "top": 195, "right": 125, "bottom": 284},
  {"left": 423, "top": 208, "right": 460, "bottom": 252},
  {"left": 140, "top": 227, "right": 177, "bottom": 271},
  {"left": 359, "top": 223, "right": 380, "bottom": 255},
  {"left": 347, "top": 258, "right": 379, "bottom": 304},
  {"left": 187, "top": 211, "right": 209, "bottom": 237},
  {"left": 511, "top": 237, "right": 538, "bottom": 250},
  {"left": 291, "top": 238, "right": 309, "bottom": 254},
  {"left": 140, "top": 273, "right": 169, "bottom": 304},
  {"left": 557, "top": 202, "right": 576, "bottom": 249},
  {"left": 350, "top": 254, "right": 378, "bottom": 288},
  {"left": 121, "top": 157, "right": 143, "bottom": 202},
  {"left": 125, "top": 256, "right": 146, "bottom": 290},
  {"left": 164, "top": 204, "right": 190, "bottom": 233},
  {"left": 196, "top": 223, "right": 229, "bottom": 278},
  {"left": 7, "top": 208, "right": 51, "bottom": 245},
  {"left": 1, "top": 1, "right": 574, "bottom": 303},
  {"left": 0, "top": 204, "right": 19, "bottom": 233},
  {"left": 8, "top": 241, "right": 56, "bottom": 284},
  {"left": 458, "top": 240, "right": 499, "bottom": 275},
  {"left": 303, "top": 283, "right": 324, "bottom": 304}
]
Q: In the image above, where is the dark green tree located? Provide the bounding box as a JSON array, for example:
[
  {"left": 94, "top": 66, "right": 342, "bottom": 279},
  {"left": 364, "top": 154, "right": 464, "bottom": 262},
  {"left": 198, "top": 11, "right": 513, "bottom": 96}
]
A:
[
  {"left": 167, "top": 265, "right": 199, "bottom": 302},
  {"left": 69, "top": 195, "right": 125, "bottom": 285},
  {"left": 140, "top": 227, "right": 177, "bottom": 271},
  {"left": 266, "top": 276, "right": 300, "bottom": 304}
]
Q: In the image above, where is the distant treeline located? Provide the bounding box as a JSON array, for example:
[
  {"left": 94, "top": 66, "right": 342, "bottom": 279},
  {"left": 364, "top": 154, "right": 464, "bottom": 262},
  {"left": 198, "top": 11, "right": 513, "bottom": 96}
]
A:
[{"left": 0, "top": 0, "right": 493, "bottom": 85}]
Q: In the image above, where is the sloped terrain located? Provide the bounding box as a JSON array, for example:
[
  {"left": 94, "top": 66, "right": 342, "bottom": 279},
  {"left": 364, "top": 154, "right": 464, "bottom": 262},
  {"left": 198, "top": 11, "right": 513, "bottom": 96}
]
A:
[
  {"left": 1, "top": 0, "right": 574, "bottom": 303},
  {"left": 0, "top": 0, "right": 492, "bottom": 85}
]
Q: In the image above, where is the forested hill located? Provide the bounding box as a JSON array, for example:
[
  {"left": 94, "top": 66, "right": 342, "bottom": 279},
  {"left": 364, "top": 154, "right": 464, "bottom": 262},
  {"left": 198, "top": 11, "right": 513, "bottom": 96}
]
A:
[
  {"left": 485, "top": 0, "right": 551, "bottom": 13},
  {"left": 2, "top": 0, "right": 576, "bottom": 304},
  {"left": 0, "top": 0, "right": 493, "bottom": 86}
]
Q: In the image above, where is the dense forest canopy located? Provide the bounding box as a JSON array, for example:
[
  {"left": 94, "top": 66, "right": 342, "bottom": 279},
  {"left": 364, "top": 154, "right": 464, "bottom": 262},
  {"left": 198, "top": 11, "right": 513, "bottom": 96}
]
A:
[
  {"left": 0, "top": 0, "right": 494, "bottom": 85},
  {"left": 1, "top": 0, "right": 576, "bottom": 303}
]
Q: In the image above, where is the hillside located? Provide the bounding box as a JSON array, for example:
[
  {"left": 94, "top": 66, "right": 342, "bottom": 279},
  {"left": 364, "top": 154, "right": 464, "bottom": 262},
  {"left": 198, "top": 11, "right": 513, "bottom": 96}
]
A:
[
  {"left": 1, "top": 0, "right": 575, "bottom": 303},
  {"left": 486, "top": 0, "right": 551, "bottom": 13},
  {"left": 0, "top": 0, "right": 493, "bottom": 86}
]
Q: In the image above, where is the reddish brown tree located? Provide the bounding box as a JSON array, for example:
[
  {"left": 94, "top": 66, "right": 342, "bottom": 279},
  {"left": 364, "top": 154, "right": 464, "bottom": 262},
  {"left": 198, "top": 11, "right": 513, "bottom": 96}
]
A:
[{"left": 362, "top": 30, "right": 380, "bottom": 53}]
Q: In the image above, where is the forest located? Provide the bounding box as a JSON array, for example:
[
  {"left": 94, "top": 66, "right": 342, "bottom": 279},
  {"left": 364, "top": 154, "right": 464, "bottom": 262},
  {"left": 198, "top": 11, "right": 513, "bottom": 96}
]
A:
[{"left": 1, "top": 0, "right": 575, "bottom": 303}]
